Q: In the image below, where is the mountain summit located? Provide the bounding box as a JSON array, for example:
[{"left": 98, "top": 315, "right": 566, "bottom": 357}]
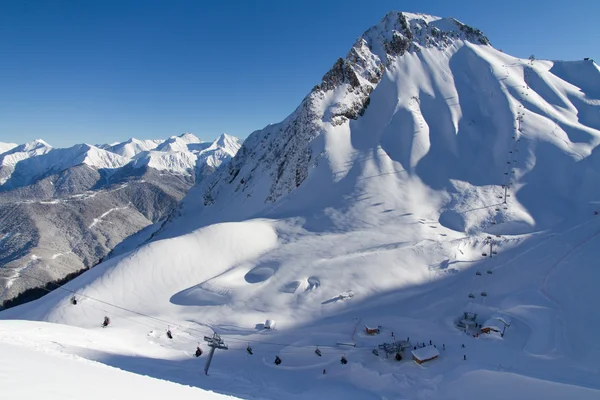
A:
[{"left": 165, "top": 11, "right": 600, "bottom": 235}]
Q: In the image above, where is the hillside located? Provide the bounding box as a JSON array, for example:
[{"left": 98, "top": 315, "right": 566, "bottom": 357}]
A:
[
  {"left": 0, "top": 133, "right": 241, "bottom": 306},
  {"left": 2, "top": 11, "right": 600, "bottom": 400}
]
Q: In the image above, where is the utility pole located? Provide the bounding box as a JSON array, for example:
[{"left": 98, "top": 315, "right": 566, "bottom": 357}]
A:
[{"left": 203, "top": 332, "right": 228, "bottom": 375}]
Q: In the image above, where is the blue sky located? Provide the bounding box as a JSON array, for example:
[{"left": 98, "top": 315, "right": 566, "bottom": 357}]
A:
[{"left": 0, "top": 0, "right": 597, "bottom": 148}]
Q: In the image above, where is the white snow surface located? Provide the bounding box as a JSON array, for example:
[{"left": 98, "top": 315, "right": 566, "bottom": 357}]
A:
[
  {"left": 0, "top": 321, "right": 237, "bottom": 400},
  {"left": 2, "top": 10, "right": 600, "bottom": 400},
  {"left": 0, "top": 142, "right": 18, "bottom": 155}
]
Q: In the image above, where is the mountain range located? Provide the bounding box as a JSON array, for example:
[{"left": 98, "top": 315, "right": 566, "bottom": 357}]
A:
[
  {"left": 0, "top": 133, "right": 241, "bottom": 306},
  {"left": 2, "top": 11, "right": 600, "bottom": 400}
]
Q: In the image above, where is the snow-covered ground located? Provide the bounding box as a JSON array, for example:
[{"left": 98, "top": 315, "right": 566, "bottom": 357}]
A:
[
  {"left": 0, "top": 321, "right": 237, "bottom": 400},
  {"left": 2, "top": 11, "right": 600, "bottom": 400}
]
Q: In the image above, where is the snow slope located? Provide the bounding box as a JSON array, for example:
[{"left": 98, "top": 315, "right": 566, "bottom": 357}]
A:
[
  {"left": 0, "top": 321, "right": 238, "bottom": 400},
  {"left": 2, "top": 10, "right": 600, "bottom": 400},
  {"left": 0, "top": 142, "right": 17, "bottom": 155}
]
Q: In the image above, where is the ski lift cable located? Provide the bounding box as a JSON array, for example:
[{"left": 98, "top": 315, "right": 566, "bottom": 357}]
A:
[
  {"left": 10, "top": 270, "right": 213, "bottom": 341},
  {"left": 12, "top": 269, "right": 378, "bottom": 351}
]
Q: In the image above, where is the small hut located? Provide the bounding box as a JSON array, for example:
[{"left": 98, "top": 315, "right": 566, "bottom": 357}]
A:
[
  {"left": 411, "top": 345, "right": 439, "bottom": 364},
  {"left": 365, "top": 325, "right": 381, "bottom": 335},
  {"left": 481, "top": 318, "right": 505, "bottom": 335}
]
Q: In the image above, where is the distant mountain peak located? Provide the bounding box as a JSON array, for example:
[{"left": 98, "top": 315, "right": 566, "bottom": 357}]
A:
[{"left": 176, "top": 132, "right": 202, "bottom": 144}]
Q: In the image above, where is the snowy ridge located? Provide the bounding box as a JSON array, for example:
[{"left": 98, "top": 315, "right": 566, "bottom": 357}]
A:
[
  {"left": 104, "top": 138, "right": 164, "bottom": 158},
  {"left": 0, "top": 133, "right": 242, "bottom": 190}
]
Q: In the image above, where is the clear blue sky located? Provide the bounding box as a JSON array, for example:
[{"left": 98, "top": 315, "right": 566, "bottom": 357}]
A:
[{"left": 1, "top": 0, "right": 597, "bottom": 148}]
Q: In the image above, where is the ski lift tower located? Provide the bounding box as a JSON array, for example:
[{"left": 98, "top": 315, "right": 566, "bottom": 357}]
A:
[
  {"left": 203, "top": 332, "right": 228, "bottom": 375},
  {"left": 482, "top": 236, "right": 498, "bottom": 258}
]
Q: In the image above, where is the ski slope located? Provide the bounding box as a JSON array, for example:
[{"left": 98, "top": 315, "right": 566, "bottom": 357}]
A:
[
  {"left": 0, "top": 321, "right": 237, "bottom": 400},
  {"left": 2, "top": 11, "right": 600, "bottom": 400}
]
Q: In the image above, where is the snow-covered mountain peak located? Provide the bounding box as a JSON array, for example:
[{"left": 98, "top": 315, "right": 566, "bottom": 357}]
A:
[
  {"left": 105, "top": 138, "right": 163, "bottom": 158},
  {"left": 189, "top": 9, "right": 600, "bottom": 236},
  {"left": 13, "top": 139, "right": 52, "bottom": 153},
  {"left": 156, "top": 136, "right": 191, "bottom": 153},
  {"left": 75, "top": 144, "right": 131, "bottom": 169},
  {"left": 209, "top": 134, "right": 242, "bottom": 154},
  {"left": 177, "top": 132, "right": 202, "bottom": 144},
  {"left": 0, "top": 139, "right": 53, "bottom": 167}
]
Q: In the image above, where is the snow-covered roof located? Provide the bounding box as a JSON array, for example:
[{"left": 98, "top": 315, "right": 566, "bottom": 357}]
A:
[
  {"left": 411, "top": 345, "right": 440, "bottom": 361},
  {"left": 482, "top": 318, "right": 505, "bottom": 332},
  {"left": 492, "top": 315, "right": 512, "bottom": 327}
]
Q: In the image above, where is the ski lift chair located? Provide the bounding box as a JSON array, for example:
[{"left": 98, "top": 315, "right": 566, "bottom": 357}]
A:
[
  {"left": 481, "top": 291, "right": 488, "bottom": 297},
  {"left": 274, "top": 356, "right": 282, "bottom": 365},
  {"left": 340, "top": 356, "right": 348, "bottom": 365},
  {"left": 315, "top": 347, "right": 322, "bottom": 357},
  {"left": 468, "top": 293, "right": 475, "bottom": 299},
  {"left": 246, "top": 345, "right": 253, "bottom": 355},
  {"left": 476, "top": 271, "right": 482, "bottom": 276}
]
